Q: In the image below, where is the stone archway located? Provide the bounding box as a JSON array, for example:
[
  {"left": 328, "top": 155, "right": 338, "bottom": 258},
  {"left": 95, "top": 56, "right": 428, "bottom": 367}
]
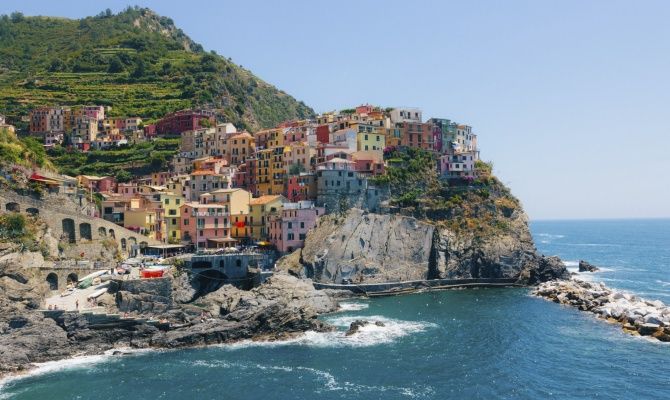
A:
[
  {"left": 109, "top": 229, "right": 115, "bottom": 239},
  {"left": 46, "top": 272, "right": 58, "bottom": 291},
  {"left": 62, "top": 218, "right": 76, "bottom": 243},
  {"left": 79, "top": 223, "right": 92, "bottom": 241},
  {"left": 67, "top": 273, "right": 78, "bottom": 286},
  {"left": 194, "top": 269, "right": 228, "bottom": 297},
  {"left": 120, "top": 238, "right": 127, "bottom": 250},
  {"left": 98, "top": 227, "right": 107, "bottom": 237},
  {"left": 5, "top": 202, "right": 20, "bottom": 212}
]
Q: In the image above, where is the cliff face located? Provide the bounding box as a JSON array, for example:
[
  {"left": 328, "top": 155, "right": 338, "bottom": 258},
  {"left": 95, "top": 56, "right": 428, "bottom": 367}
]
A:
[{"left": 281, "top": 207, "right": 567, "bottom": 285}]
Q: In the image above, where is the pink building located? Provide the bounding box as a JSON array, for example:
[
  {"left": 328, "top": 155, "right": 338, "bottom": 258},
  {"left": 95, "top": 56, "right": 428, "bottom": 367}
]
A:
[
  {"left": 117, "top": 182, "right": 141, "bottom": 198},
  {"left": 180, "top": 203, "right": 231, "bottom": 249},
  {"left": 268, "top": 201, "right": 324, "bottom": 253}
]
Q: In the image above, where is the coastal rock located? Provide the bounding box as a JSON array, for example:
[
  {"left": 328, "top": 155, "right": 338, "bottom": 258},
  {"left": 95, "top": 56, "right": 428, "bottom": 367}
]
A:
[
  {"left": 345, "top": 320, "right": 370, "bottom": 336},
  {"left": 533, "top": 279, "right": 670, "bottom": 342},
  {"left": 578, "top": 260, "right": 599, "bottom": 272},
  {"left": 287, "top": 208, "right": 567, "bottom": 286}
]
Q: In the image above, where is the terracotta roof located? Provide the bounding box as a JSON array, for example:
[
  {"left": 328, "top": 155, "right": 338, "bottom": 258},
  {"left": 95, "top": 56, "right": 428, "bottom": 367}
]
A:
[
  {"left": 190, "top": 170, "right": 220, "bottom": 176},
  {"left": 249, "top": 195, "right": 282, "bottom": 205}
]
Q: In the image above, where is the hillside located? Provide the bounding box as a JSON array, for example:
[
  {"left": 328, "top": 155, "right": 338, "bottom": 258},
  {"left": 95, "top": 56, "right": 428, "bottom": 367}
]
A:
[{"left": 0, "top": 7, "right": 314, "bottom": 130}]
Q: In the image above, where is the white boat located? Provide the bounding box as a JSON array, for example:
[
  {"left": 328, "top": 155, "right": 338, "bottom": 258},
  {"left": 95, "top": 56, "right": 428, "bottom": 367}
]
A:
[
  {"left": 78, "top": 270, "right": 107, "bottom": 283},
  {"left": 87, "top": 286, "right": 109, "bottom": 300}
]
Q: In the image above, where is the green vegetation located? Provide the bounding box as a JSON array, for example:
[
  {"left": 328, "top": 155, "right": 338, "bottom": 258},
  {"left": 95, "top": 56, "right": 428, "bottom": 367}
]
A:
[
  {"left": 371, "top": 147, "right": 442, "bottom": 208},
  {"left": 0, "top": 213, "right": 46, "bottom": 254},
  {"left": 0, "top": 7, "right": 314, "bottom": 131},
  {"left": 372, "top": 148, "right": 521, "bottom": 237},
  {"left": 47, "top": 138, "right": 180, "bottom": 177},
  {"left": 0, "top": 128, "right": 53, "bottom": 169}
]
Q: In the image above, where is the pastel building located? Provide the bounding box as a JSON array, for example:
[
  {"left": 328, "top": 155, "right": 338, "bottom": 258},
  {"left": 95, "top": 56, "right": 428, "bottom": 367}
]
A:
[
  {"left": 268, "top": 201, "right": 324, "bottom": 253},
  {"left": 248, "top": 195, "right": 286, "bottom": 241},
  {"left": 286, "top": 173, "right": 317, "bottom": 202},
  {"left": 179, "top": 203, "right": 231, "bottom": 249}
]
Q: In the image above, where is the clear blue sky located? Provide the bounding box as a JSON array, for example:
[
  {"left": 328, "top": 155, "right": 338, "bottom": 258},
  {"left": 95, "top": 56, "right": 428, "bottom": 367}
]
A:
[{"left": 3, "top": 0, "right": 669, "bottom": 220}]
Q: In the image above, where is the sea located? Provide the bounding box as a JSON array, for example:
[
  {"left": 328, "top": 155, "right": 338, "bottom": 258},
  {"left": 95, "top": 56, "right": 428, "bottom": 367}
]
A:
[{"left": 1, "top": 219, "right": 669, "bottom": 399}]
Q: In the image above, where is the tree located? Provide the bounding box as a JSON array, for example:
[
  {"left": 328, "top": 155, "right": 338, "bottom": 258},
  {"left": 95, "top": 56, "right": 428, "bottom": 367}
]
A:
[
  {"left": 115, "top": 170, "right": 132, "bottom": 182},
  {"left": 131, "top": 58, "right": 146, "bottom": 79},
  {"left": 288, "top": 163, "right": 305, "bottom": 176},
  {"left": 10, "top": 12, "right": 24, "bottom": 23},
  {"left": 48, "top": 59, "right": 67, "bottom": 72},
  {"left": 108, "top": 56, "right": 125, "bottom": 73}
]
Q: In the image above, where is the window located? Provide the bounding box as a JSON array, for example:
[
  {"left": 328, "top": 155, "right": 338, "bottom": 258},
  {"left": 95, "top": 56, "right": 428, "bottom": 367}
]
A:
[
  {"left": 300, "top": 222, "right": 305, "bottom": 229},
  {"left": 288, "top": 222, "right": 293, "bottom": 229},
  {"left": 184, "top": 219, "right": 189, "bottom": 225},
  {"left": 176, "top": 199, "right": 180, "bottom": 205},
  {"left": 164, "top": 199, "right": 170, "bottom": 205},
  {"left": 299, "top": 233, "right": 306, "bottom": 240}
]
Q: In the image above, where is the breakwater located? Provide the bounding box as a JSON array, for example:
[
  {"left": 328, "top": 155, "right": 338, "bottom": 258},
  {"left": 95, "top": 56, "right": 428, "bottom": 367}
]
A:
[{"left": 533, "top": 279, "right": 670, "bottom": 342}]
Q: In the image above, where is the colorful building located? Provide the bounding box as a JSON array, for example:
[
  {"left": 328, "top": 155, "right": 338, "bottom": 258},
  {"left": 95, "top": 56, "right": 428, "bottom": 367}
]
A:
[
  {"left": 155, "top": 109, "right": 215, "bottom": 135},
  {"left": 248, "top": 195, "right": 286, "bottom": 241},
  {"left": 268, "top": 201, "right": 324, "bottom": 253},
  {"left": 179, "top": 202, "right": 231, "bottom": 249}
]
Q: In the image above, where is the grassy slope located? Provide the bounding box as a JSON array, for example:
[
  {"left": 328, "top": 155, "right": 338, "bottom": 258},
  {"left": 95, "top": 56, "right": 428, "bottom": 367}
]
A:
[{"left": 0, "top": 7, "right": 314, "bottom": 131}]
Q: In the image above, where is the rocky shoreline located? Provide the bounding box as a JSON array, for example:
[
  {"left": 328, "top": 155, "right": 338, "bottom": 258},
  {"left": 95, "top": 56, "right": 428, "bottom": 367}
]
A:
[
  {"left": 0, "top": 263, "right": 344, "bottom": 379},
  {"left": 533, "top": 279, "right": 670, "bottom": 342}
]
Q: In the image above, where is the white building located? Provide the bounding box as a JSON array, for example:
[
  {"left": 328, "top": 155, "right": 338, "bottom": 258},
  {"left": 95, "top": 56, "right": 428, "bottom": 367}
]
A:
[{"left": 389, "top": 107, "right": 422, "bottom": 124}]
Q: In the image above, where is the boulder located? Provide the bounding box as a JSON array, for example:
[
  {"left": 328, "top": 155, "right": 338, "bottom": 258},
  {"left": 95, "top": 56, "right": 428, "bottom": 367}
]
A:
[{"left": 578, "top": 260, "right": 599, "bottom": 272}]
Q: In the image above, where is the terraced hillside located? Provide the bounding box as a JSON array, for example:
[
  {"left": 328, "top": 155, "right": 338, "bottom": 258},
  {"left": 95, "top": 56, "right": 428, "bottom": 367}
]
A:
[{"left": 0, "top": 7, "right": 314, "bottom": 130}]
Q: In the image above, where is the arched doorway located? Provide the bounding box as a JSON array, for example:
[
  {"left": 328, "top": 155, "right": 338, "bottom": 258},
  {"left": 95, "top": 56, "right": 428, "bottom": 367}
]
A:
[
  {"left": 79, "top": 223, "right": 92, "bottom": 241},
  {"left": 98, "top": 227, "right": 106, "bottom": 237},
  {"left": 109, "top": 229, "right": 115, "bottom": 239},
  {"left": 46, "top": 272, "right": 58, "bottom": 291},
  {"left": 66, "top": 273, "right": 78, "bottom": 287},
  {"left": 62, "top": 218, "right": 76, "bottom": 243},
  {"left": 194, "top": 269, "right": 228, "bottom": 297},
  {"left": 120, "top": 238, "right": 127, "bottom": 250},
  {"left": 5, "top": 202, "right": 20, "bottom": 212}
]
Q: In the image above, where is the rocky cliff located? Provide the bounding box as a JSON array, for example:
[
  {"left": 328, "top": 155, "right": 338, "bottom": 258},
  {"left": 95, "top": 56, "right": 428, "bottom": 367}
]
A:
[
  {"left": 280, "top": 182, "right": 567, "bottom": 285},
  {"left": 0, "top": 255, "right": 338, "bottom": 376}
]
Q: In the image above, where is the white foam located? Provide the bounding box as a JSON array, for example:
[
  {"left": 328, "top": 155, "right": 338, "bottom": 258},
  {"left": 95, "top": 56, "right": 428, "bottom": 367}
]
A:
[
  {"left": 0, "top": 347, "right": 154, "bottom": 391},
  {"left": 223, "top": 315, "right": 437, "bottom": 350},
  {"left": 563, "top": 260, "right": 579, "bottom": 267},
  {"left": 337, "top": 302, "right": 369, "bottom": 312}
]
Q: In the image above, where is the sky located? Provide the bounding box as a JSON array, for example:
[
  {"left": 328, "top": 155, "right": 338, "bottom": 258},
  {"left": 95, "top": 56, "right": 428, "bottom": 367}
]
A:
[{"left": 2, "top": 0, "right": 669, "bottom": 220}]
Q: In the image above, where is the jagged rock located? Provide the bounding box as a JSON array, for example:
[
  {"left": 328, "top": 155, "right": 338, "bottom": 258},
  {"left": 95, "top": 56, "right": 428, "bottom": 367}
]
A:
[
  {"left": 289, "top": 208, "right": 567, "bottom": 285},
  {"left": 579, "top": 260, "right": 599, "bottom": 272},
  {"left": 345, "top": 320, "right": 370, "bottom": 336},
  {"left": 534, "top": 280, "right": 669, "bottom": 342}
]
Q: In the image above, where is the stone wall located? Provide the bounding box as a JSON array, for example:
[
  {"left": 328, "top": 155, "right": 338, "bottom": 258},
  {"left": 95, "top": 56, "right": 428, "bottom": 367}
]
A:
[{"left": 0, "top": 191, "right": 160, "bottom": 258}]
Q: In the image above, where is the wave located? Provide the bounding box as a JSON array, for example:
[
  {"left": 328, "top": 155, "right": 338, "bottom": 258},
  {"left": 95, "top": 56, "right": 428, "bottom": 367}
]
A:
[
  {"left": 0, "top": 347, "right": 155, "bottom": 392},
  {"left": 180, "top": 359, "right": 434, "bottom": 398},
  {"left": 337, "top": 302, "right": 369, "bottom": 312},
  {"left": 563, "top": 260, "right": 579, "bottom": 267},
  {"left": 223, "top": 315, "right": 437, "bottom": 350},
  {"left": 537, "top": 233, "right": 565, "bottom": 239}
]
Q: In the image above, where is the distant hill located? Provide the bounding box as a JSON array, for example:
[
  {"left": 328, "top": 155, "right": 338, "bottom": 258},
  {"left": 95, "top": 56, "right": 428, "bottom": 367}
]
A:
[{"left": 0, "top": 7, "right": 314, "bottom": 131}]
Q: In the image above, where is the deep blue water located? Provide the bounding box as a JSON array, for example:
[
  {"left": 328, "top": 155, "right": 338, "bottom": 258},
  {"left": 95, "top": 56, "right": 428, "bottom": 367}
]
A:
[{"left": 2, "top": 219, "right": 669, "bottom": 399}]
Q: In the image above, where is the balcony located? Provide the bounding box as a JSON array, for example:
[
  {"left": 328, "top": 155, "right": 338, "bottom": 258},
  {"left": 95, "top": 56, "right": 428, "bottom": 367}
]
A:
[{"left": 192, "top": 211, "right": 227, "bottom": 217}]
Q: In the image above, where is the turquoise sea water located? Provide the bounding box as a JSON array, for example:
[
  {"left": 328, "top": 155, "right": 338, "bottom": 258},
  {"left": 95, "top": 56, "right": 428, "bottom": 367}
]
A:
[{"left": 2, "top": 219, "right": 669, "bottom": 399}]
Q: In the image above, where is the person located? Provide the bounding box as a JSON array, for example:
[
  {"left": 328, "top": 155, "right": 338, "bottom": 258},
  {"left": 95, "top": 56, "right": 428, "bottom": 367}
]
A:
[
  {"left": 48, "top": 304, "right": 53, "bottom": 310},
  {"left": 75, "top": 299, "right": 79, "bottom": 310}
]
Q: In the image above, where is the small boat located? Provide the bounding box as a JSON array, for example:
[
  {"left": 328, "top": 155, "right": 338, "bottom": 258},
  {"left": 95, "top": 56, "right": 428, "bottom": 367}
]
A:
[{"left": 87, "top": 286, "right": 109, "bottom": 300}]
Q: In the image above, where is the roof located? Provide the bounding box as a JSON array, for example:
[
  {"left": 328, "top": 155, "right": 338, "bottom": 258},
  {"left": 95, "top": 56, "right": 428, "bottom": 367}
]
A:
[
  {"left": 190, "top": 170, "right": 219, "bottom": 176},
  {"left": 183, "top": 202, "right": 225, "bottom": 208},
  {"left": 250, "top": 195, "right": 282, "bottom": 205},
  {"left": 327, "top": 157, "right": 354, "bottom": 164},
  {"left": 230, "top": 131, "right": 253, "bottom": 139},
  {"left": 210, "top": 188, "right": 246, "bottom": 194}
]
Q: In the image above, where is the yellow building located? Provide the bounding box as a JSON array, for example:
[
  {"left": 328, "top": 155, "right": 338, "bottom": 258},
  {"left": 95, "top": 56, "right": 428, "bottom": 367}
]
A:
[
  {"left": 356, "top": 131, "right": 386, "bottom": 152},
  {"left": 248, "top": 195, "right": 286, "bottom": 241},
  {"left": 206, "top": 188, "right": 252, "bottom": 214},
  {"left": 159, "top": 193, "right": 186, "bottom": 243}
]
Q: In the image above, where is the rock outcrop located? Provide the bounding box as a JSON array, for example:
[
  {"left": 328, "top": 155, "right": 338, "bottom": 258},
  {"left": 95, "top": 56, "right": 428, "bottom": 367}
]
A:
[
  {"left": 534, "top": 279, "right": 670, "bottom": 342},
  {"left": 0, "top": 263, "right": 338, "bottom": 377},
  {"left": 578, "top": 260, "right": 599, "bottom": 272},
  {"left": 280, "top": 208, "right": 568, "bottom": 285}
]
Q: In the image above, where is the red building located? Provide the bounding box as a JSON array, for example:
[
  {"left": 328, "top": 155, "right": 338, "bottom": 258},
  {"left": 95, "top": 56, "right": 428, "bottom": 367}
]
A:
[
  {"left": 155, "top": 109, "right": 215, "bottom": 135},
  {"left": 315, "top": 124, "right": 330, "bottom": 144},
  {"left": 286, "top": 173, "right": 317, "bottom": 202},
  {"left": 399, "top": 122, "right": 434, "bottom": 151}
]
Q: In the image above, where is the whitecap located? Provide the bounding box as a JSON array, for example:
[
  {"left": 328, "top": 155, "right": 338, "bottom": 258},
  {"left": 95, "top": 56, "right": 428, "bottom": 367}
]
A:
[
  {"left": 223, "top": 315, "right": 437, "bottom": 350},
  {"left": 563, "top": 260, "right": 579, "bottom": 267},
  {"left": 337, "top": 302, "right": 369, "bottom": 312}
]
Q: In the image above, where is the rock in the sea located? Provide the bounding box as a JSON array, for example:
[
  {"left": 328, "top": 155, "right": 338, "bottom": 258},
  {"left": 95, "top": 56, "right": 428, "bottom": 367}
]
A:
[
  {"left": 345, "top": 320, "right": 370, "bottom": 336},
  {"left": 578, "top": 260, "right": 599, "bottom": 272}
]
